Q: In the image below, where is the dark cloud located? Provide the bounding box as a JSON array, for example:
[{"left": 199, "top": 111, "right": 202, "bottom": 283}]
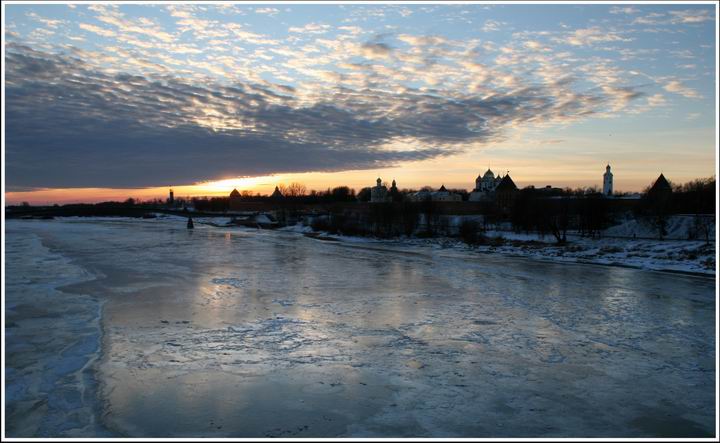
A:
[
  {"left": 5, "top": 43, "right": 643, "bottom": 188},
  {"left": 361, "top": 42, "right": 393, "bottom": 57}
]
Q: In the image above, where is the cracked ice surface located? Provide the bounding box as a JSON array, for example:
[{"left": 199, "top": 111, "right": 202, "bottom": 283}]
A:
[{"left": 4, "top": 218, "right": 716, "bottom": 437}]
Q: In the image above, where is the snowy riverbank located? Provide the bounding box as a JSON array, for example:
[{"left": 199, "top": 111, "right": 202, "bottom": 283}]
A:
[{"left": 280, "top": 223, "right": 716, "bottom": 277}]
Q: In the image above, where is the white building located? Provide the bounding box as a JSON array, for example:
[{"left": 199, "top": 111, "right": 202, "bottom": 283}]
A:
[
  {"left": 370, "top": 178, "right": 390, "bottom": 203},
  {"left": 603, "top": 164, "right": 613, "bottom": 196},
  {"left": 469, "top": 169, "right": 503, "bottom": 201},
  {"left": 433, "top": 185, "right": 462, "bottom": 202}
]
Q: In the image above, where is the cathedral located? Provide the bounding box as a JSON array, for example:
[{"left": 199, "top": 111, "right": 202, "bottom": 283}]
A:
[
  {"left": 370, "top": 178, "right": 400, "bottom": 202},
  {"left": 469, "top": 169, "right": 504, "bottom": 201}
]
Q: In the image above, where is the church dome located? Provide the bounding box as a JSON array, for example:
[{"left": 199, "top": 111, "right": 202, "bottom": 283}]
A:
[
  {"left": 229, "top": 188, "right": 241, "bottom": 198},
  {"left": 483, "top": 169, "right": 495, "bottom": 178}
]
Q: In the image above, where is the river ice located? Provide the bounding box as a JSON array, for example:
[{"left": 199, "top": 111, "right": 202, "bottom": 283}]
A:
[{"left": 3, "top": 218, "right": 716, "bottom": 437}]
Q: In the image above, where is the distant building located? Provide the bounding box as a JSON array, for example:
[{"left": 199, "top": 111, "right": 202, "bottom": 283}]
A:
[
  {"left": 388, "top": 179, "right": 402, "bottom": 202},
  {"left": 408, "top": 189, "right": 431, "bottom": 202},
  {"left": 370, "top": 178, "right": 390, "bottom": 203},
  {"left": 432, "top": 185, "right": 462, "bottom": 202},
  {"left": 408, "top": 184, "right": 462, "bottom": 202},
  {"left": 478, "top": 169, "right": 502, "bottom": 192},
  {"left": 270, "top": 186, "right": 284, "bottom": 200},
  {"left": 647, "top": 173, "right": 672, "bottom": 199},
  {"left": 229, "top": 188, "right": 242, "bottom": 210},
  {"left": 167, "top": 189, "right": 175, "bottom": 206},
  {"left": 495, "top": 173, "right": 519, "bottom": 209},
  {"left": 603, "top": 164, "right": 613, "bottom": 196},
  {"left": 469, "top": 169, "right": 502, "bottom": 201},
  {"left": 534, "top": 185, "right": 564, "bottom": 195}
]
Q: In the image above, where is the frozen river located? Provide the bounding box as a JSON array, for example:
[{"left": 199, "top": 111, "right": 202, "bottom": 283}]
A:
[{"left": 4, "top": 218, "right": 716, "bottom": 437}]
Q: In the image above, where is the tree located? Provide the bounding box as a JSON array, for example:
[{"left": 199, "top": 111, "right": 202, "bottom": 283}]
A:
[
  {"left": 357, "top": 187, "right": 371, "bottom": 202},
  {"left": 459, "top": 219, "right": 481, "bottom": 244},
  {"left": 330, "top": 186, "right": 355, "bottom": 202},
  {"left": 692, "top": 214, "right": 712, "bottom": 245},
  {"left": 639, "top": 177, "right": 673, "bottom": 240},
  {"left": 578, "top": 192, "right": 607, "bottom": 239},
  {"left": 546, "top": 197, "right": 570, "bottom": 244},
  {"left": 286, "top": 182, "right": 307, "bottom": 198},
  {"left": 399, "top": 202, "right": 419, "bottom": 236}
]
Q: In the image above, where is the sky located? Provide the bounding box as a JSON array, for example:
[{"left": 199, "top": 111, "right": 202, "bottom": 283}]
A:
[{"left": 3, "top": 1, "right": 717, "bottom": 204}]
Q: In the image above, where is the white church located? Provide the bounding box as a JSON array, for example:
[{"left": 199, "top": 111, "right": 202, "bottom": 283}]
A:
[
  {"left": 370, "top": 178, "right": 398, "bottom": 202},
  {"left": 469, "top": 169, "right": 505, "bottom": 201}
]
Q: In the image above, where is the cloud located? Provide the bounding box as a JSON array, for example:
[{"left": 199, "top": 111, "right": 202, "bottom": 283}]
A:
[
  {"left": 633, "top": 8, "right": 715, "bottom": 26},
  {"left": 361, "top": 42, "right": 393, "bottom": 58},
  {"left": 663, "top": 80, "right": 701, "bottom": 99},
  {"left": 338, "top": 25, "right": 364, "bottom": 36},
  {"left": 559, "top": 27, "right": 632, "bottom": 46},
  {"left": 226, "top": 23, "right": 280, "bottom": 45},
  {"left": 94, "top": 11, "right": 175, "bottom": 42},
  {"left": 288, "top": 23, "right": 330, "bottom": 34},
  {"left": 646, "top": 93, "right": 667, "bottom": 107},
  {"left": 397, "top": 34, "right": 447, "bottom": 47},
  {"left": 255, "top": 7, "right": 279, "bottom": 16},
  {"left": 523, "top": 40, "right": 548, "bottom": 51},
  {"left": 668, "top": 9, "right": 714, "bottom": 24},
  {"left": 27, "top": 12, "right": 64, "bottom": 28},
  {"left": 0, "top": 44, "right": 452, "bottom": 188},
  {"left": 609, "top": 6, "right": 639, "bottom": 15},
  {"left": 14, "top": 0, "right": 682, "bottom": 191},
  {"left": 631, "top": 13, "right": 662, "bottom": 26},
  {"left": 482, "top": 20, "right": 503, "bottom": 32},
  {"left": 79, "top": 23, "right": 116, "bottom": 38}
]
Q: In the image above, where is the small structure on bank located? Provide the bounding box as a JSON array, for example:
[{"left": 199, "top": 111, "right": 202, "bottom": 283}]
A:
[
  {"left": 167, "top": 189, "right": 175, "bottom": 206},
  {"left": 229, "top": 188, "right": 242, "bottom": 211},
  {"left": 270, "top": 186, "right": 284, "bottom": 200}
]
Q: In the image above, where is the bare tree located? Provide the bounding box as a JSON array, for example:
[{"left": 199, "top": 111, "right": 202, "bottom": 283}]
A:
[
  {"left": 286, "top": 182, "right": 307, "bottom": 197},
  {"left": 693, "top": 214, "right": 712, "bottom": 246}
]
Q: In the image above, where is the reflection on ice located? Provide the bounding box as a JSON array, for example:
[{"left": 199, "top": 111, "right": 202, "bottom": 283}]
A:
[{"left": 4, "top": 218, "right": 716, "bottom": 437}]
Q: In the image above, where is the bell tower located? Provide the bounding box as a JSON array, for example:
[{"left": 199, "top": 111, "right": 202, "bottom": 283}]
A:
[{"left": 603, "top": 164, "right": 613, "bottom": 196}]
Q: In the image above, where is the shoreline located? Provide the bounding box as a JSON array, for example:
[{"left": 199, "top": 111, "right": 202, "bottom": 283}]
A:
[
  {"left": 4, "top": 226, "right": 113, "bottom": 437},
  {"left": 289, "top": 226, "right": 716, "bottom": 278}
]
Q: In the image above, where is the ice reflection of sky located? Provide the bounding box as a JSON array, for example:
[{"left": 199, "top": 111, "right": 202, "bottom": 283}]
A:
[{"left": 9, "top": 219, "right": 716, "bottom": 438}]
